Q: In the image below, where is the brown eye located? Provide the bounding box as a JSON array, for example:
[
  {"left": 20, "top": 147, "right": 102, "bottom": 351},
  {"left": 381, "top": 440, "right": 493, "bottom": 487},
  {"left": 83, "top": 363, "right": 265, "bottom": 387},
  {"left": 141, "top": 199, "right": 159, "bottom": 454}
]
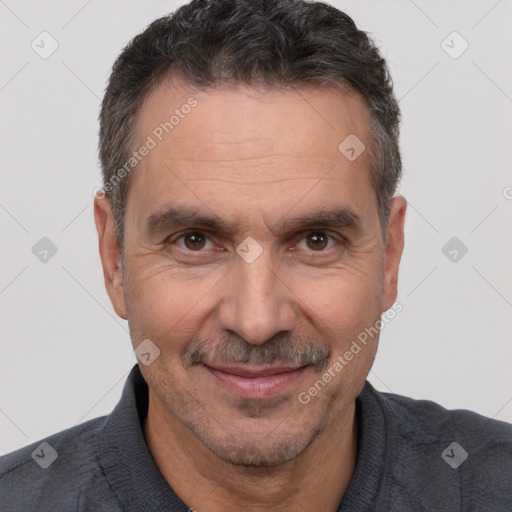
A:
[
  {"left": 305, "top": 233, "right": 329, "bottom": 251},
  {"left": 183, "top": 233, "right": 207, "bottom": 250}
]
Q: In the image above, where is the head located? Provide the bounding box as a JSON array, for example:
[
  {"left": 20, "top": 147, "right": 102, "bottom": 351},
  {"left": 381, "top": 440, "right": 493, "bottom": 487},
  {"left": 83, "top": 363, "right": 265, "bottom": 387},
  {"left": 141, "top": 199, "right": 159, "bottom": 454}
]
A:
[{"left": 95, "top": 0, "right": 406, "bottom": 467}]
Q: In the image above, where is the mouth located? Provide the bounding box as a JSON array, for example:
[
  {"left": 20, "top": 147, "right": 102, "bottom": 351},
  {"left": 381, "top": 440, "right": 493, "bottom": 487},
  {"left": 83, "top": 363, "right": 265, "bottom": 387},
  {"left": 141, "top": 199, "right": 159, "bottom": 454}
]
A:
[{"left": 203, "top": 363, "right": 309, "bottom": 399}]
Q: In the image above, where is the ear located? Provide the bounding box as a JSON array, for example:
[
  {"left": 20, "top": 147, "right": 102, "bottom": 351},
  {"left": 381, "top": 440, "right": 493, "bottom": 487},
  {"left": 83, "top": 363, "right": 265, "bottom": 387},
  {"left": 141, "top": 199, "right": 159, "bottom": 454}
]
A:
[
  {"left": 381, "top": 195, "right": 407, "bottom": 312},
  {"left": 94, "top": 195, "right": 127, "bottom": 320}
]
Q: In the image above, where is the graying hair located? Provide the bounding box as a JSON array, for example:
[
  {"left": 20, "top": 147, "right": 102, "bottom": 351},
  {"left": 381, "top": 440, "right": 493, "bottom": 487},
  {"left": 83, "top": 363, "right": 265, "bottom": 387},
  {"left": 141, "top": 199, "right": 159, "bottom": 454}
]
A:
[{"left": 99, "top": 0, "right": 402, "bottom": 250}]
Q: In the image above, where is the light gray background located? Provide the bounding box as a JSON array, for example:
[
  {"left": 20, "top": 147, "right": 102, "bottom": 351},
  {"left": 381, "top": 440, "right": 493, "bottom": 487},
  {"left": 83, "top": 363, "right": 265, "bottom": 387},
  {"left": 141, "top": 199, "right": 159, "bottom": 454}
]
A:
[{"left": 1, "top": 0, "right": 511, "bottom": 455}]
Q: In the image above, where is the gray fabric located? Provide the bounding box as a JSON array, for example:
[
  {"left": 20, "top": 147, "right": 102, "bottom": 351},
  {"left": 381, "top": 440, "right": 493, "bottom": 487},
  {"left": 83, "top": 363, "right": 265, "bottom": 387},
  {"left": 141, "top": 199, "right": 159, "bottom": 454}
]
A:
[{"left": 1, "top": 364, "right": 511, "bottom": 511}]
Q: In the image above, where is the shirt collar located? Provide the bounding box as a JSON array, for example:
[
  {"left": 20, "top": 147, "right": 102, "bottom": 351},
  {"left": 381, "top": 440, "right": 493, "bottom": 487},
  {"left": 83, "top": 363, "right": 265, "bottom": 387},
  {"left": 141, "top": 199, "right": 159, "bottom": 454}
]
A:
[{"left": 338, "top": 380, "right": 395, "bottom": 510}]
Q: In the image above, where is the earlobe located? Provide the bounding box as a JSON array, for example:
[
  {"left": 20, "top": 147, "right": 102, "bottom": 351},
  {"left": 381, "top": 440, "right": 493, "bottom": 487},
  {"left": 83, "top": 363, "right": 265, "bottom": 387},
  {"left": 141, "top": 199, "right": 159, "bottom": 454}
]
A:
[
  {"left": 382, "top": 195, "right": 407, "bottom": 312},
  {"left": 94, "top": 196, "right": 127, "bottom": 319}
]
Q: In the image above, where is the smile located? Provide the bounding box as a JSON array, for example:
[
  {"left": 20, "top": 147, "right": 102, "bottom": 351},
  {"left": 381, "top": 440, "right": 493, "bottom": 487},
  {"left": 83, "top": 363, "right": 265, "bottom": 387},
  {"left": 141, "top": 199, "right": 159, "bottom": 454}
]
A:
[{"left": 203, "top": 364, "right": 309, "bottom": 399}]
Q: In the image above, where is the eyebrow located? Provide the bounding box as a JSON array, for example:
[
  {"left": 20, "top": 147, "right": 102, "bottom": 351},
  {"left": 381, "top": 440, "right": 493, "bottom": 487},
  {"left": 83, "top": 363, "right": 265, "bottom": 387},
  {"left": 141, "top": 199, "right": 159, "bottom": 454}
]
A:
[
  {"left": 146, "top": 205, "right": 360, "bottom": 236},
  {"left": 147, "top": 207, "right": 232, "bottom": 234},
  {"left": 275, "top": 207, "right": 360, "bottom": 233}
]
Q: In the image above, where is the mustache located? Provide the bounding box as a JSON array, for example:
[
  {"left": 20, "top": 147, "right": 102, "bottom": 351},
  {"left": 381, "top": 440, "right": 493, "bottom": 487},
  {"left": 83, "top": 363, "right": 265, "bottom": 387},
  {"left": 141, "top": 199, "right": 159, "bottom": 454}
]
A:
[{"left": 181, "top": 333, "right": 331, "bottom": 372}]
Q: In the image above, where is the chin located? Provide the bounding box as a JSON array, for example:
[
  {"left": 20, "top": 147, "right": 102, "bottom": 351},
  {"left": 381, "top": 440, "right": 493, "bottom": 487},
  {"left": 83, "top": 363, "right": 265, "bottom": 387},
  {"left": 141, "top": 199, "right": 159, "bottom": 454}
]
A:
[{"left": 190, "top": 423, "right": 322, "bottom": 468}]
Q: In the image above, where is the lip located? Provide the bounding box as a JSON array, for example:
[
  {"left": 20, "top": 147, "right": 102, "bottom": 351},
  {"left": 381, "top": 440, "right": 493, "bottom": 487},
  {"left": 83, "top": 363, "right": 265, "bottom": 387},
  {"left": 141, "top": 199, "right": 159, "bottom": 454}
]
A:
[{"left": 204, "top": 364, "right": 308, "bottom": 399}]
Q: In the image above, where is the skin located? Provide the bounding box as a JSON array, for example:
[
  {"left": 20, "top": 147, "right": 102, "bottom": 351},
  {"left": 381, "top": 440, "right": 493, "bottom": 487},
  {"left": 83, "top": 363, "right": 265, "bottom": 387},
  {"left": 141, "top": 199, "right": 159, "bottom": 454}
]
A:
[{"left": 94, "top": 80, "right": 407, "bottom": 511}]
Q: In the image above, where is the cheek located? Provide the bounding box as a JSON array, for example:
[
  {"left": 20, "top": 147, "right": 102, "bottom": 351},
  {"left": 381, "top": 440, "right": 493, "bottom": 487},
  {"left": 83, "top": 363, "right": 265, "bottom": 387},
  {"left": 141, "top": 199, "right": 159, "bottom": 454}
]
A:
[
  {"left": 297, "top": 273, "right": 381, "bottom": 403},
  {"left": 124, "top": 265, "right": 219, "bottom": 349},
  {"left": 295, "top": 265, "right": 382, "bottom": 334},
  {"left": 293, "top": 266, "right": 383, "bottom": 391}
]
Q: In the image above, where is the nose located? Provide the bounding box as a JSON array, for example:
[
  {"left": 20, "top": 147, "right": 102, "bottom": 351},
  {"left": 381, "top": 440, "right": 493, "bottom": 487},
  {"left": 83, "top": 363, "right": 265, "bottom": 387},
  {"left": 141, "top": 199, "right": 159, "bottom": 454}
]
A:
[{"left": 216, "top": 248, "right": 298, "bottom": 345}]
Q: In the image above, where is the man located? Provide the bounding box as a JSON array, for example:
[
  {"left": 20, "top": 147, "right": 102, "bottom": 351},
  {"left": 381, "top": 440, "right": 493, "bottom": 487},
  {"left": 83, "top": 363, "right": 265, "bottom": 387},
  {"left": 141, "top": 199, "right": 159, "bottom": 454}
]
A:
[{"left": 1, "top": 0, "right": 511, "bottom": 510}]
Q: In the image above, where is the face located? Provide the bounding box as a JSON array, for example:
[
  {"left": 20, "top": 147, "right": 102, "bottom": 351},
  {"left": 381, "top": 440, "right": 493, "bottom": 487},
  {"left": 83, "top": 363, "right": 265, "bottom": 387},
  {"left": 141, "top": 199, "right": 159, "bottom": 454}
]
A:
[{"left": 95, "top": 80, "right": 406, "bottom": 467}]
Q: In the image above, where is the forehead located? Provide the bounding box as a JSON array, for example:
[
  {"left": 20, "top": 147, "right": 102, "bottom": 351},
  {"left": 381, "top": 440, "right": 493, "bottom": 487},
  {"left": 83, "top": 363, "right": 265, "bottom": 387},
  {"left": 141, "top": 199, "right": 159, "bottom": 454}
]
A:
[
  {"left": 135, "top": 80, "right": 371, "bottom": 163},
  {"left": 126, "top": 80, "right": 375, "bottom": 229}
]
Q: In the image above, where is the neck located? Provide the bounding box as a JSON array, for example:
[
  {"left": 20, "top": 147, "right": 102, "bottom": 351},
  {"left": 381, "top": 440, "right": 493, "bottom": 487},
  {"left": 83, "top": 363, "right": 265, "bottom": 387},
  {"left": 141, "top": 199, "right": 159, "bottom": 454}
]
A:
[{"left": 144, "top": 391, "right": 357, "bottom": 512}]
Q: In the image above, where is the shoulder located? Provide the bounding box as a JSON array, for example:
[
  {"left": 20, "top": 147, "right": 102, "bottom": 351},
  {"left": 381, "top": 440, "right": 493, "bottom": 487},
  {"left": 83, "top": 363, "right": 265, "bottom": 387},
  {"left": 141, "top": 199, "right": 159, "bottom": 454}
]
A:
[
  {"left": 369, "top": 385, "right": 512, "bottom": 509},
  {"left": 0, "top": 416, "right": 118, "bottom": 511},
  {"left": 378, "top": 386, "right": 512, "bottom": 447}
]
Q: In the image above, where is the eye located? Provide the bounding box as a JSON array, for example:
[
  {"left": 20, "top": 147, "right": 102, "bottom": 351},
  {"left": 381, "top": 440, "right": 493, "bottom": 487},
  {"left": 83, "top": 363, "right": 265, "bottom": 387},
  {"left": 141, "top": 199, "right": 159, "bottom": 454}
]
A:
[
  {"left": 167, "top": 231, "right": 342, "bottom": 256},
  {"left": 174, "top": 232, "right": 215, "bottom": 251},
  {"left": 295, "top": 232, "right": 338, "bottom": 252}
]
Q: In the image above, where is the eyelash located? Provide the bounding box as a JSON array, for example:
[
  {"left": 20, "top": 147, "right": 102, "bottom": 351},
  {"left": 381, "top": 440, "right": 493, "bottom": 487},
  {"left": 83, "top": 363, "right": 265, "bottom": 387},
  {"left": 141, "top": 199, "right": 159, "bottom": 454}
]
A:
[{"left": 167, "top": 231, "right": 345, "bottom": 255}]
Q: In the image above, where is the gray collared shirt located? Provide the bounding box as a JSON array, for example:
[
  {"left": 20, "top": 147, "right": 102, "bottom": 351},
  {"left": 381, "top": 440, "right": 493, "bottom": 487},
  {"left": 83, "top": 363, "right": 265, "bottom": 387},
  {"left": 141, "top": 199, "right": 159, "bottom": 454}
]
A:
[{"left": 1, "top": 364, "right": 511, "bottom": 511}]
